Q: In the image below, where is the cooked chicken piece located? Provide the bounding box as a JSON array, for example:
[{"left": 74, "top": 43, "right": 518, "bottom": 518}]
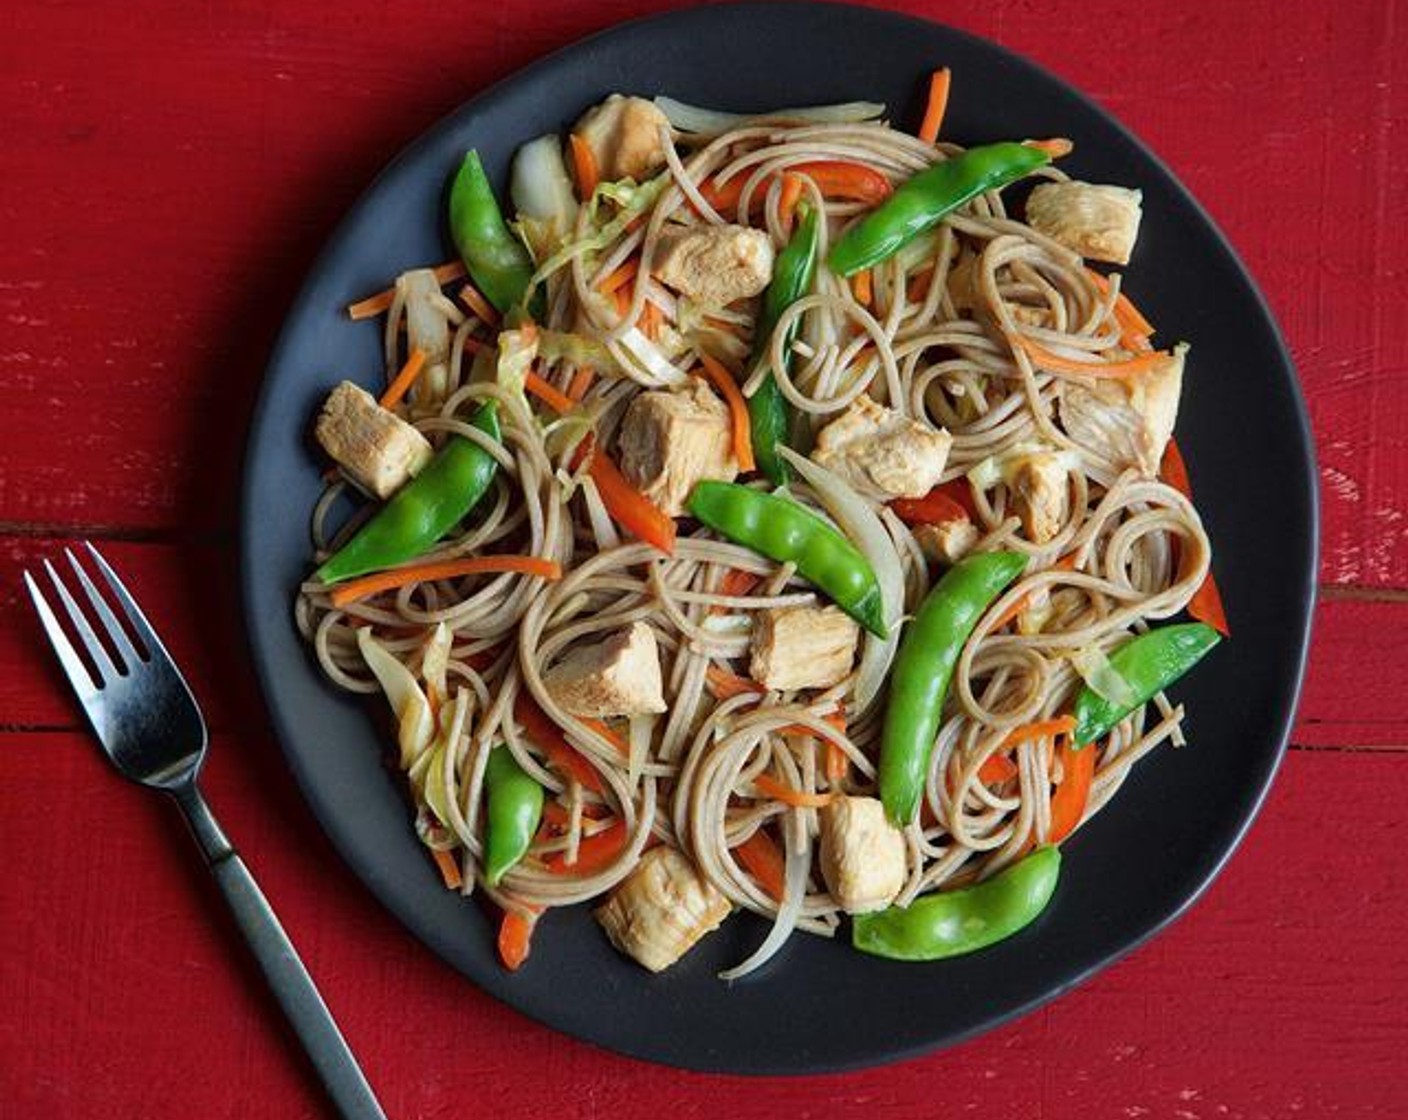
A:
[
  {"left": 914, "top": 519, "right": 979, "bottom": 567},
  {"left": 314, "top": 381, "right": 433, "bottom": 499},
  {"left": 397, "top": 268, "right": 453, "bottom": 404},
  {"left": 618, "top": 381, "right": 737, "bottom": 516},
  {"left": 812, "top": 397, "right": 953, "bottom": 501},
  {"left": 542, "top": 621, "right": 667, "bottom": 719},
  {"left": 1026, "top": 181, "right": 1143, "bottom": 265},
  {"left": 573, "top": 94, "right": 672, "bottom": 183},
  {"left": 653, "top": 224, "right": 774, "bottom": 308},
  {"left": 596, "top": 846, "right": 732, "bottom": 972},
  {"left": 749, "top": 605, "right": 860, "bottom": 692},
  {"left": 819, "top": 796, "right": 907, "bottom": 914},
  {"left": 1006, "top": 451, "right": 1069, "bottom": 544},
  {"left": 1060, "top": 345, "right": 1186, "bottom": 477}
]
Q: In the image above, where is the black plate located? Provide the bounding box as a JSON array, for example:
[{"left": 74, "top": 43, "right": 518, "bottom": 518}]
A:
[{"left": 240, "top": 2, "right": 1317, "bottom": 1073}]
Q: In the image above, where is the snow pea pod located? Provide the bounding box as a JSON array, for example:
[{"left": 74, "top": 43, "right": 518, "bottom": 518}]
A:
[
  {"left": 879, "top": 550, "right": 1027, "bottom": 825},
  {"left": 852, "top": 846, "right": 1061, "bottom": 961},
  {"left": 315, "top": 401, "right": 501, "bottom": 584},
  {"left": 687, "top": 480, "right": 888, "bottom": 637},
  {"left": 748, "top": 204, "right": 819, "bottom": 484},
  {"left": 483, "top": 746, "right": 545, "bottom": 887},
  {"left": 1072, "top": 622, "right": 1221, "bottom": 747},
  {"left": 828, "top": 141, "right": 1051, "bottom": 277},
  {"left": 448, "top": 150, "right": 536, "bottom": 314}
]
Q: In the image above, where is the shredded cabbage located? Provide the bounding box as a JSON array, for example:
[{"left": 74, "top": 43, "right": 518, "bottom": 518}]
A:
[
  {"left": 527, "top": 173, "right": 669, "bottom": 292},
  {"left": 656, "top": 96, "right": 886, "bottom": 133},
  {"left": 357, "top": 628, "right": 434, "bottom": 770},
  {"left": 495, "top": 325, "right": 538, "bottom": 407}
]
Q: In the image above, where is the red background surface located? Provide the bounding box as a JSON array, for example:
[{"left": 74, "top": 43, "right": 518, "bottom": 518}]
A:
[{"left": 3, "top": 1, "right": 1405, "bottom": 1116}]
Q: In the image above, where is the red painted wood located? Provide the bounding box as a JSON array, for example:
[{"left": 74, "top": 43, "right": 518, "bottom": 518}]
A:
[
  {"left": 2, "top": 737, "right": 1403, "bottom": 1118},
  {"left": 3, "top": 0, "right": 1405, "bottom": 1116}
]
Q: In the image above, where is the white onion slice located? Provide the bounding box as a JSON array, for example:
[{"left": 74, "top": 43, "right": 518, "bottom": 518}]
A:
[
  {"left": 510, "top": 133, "right": 578, "bottom": 232},
  {"left": 719, "top": 823, "right": 809, "bottom": 981},
  {"left": 617, "top": 326, "right": 690, "bottom": 386},
  {"left": 1069, "top": 645, "right": 1138, "bottom": 708},
  {"left": 357, "top": 628, "right": 434, "bottom": 769},
  {"left": 580, "top": 476, "right": 622, "bottom": 552},
  {"left": 777, "top": 447, "right": 903, "bottom": 713},
  {"left": 656, "top": 96, "right": 885, "bottom": 133}
]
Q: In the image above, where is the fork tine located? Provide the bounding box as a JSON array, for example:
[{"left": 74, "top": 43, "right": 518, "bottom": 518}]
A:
[
  {"left": 24, "top": 570, "right": 100, "bottom": 699},
  {"left": 43, "top": 558, "right": 122, "bottom": 685},
  {"left": 64, "top": 546, "right": 141, "bottom": 671},
  {"left": 83, "top": 541, "right": 163, "bottom": 660}
]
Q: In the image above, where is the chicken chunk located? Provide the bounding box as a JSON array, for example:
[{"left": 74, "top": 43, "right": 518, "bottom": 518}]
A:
[
  {"left": 812, "top": 397, "right": 953, "bottom": 501},
  {"left": 1026, "top": 181, "right": 1144, "bottom": 265},
  {"left": 749, "top": 605, "right": 860, "bottom": 693},
  {"left": 914, "top": 519, "right": 979, "bottom": 567},
  {"left": 314, "top": 381, "right": 433, "bottom": 499},
  {"left": 819, "top": 796, "right": 907, "bottom": 915},
  {"left": 542, "top": 621, "right": 667, "bottom": 719},
  {"left": 653, "top": 224, "right": 774, "bottom": 309},
  {"left": 573, "top": 94, "right": 671, "bottom": 183},
  {"left": 618, "top": 381, "right": 738, "bottom": 516},
  {"left": 397, "top": 268, "right": 452, "bottom": 404},
  {"left": 1006, "top": 451, "right": 1070, "bottom": 544},
  {"left": 596, "top": 847, "right": 732, "bottom": 972},
  {"left": 1060, "top": 344, "right": 1186, "bottom": 477}
]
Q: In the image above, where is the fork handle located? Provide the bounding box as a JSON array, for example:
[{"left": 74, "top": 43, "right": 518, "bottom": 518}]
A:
[{"left": 174, "top": 786, "right": 389, "bottom": 1120}]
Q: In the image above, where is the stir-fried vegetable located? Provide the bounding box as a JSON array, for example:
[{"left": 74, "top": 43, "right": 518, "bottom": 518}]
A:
[
  {"left": 654, "top": 96, "right": 885, "bottom": 133},
  {"left": 483, "top": 747, "right": 546, "bottom": 886},
  {"left": 316, "top": 401, "right": 503, "bottom": 584},
  {"left": 829, "top": 141, "right": 1058, "bottom": 276},
  {"left": 852, "top": 846, "right": 1060, "bottom": 960},
  {"left": 688, "top": 480, "right": 889, "bottom": 637},
  {"left": 1071, "top": 623, "right": 1221, "bottom": 747},
  {"left": 329, "top": 556, "right": 561, "bottom": 609},
  {"left": 880, "top": 551, "right": 1028, "bottom": 825},
  {"left": 448, "top": 150, "right": 536, "bottom": 314}
]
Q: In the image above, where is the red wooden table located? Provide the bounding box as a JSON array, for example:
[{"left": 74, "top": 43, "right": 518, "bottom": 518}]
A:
[{"left": 3, "top": 1, "right": 1404, "bottom": 1116}]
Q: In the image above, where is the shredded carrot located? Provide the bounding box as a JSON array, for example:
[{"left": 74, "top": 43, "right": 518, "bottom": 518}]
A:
[
  {"left": 778, "top": 172, "right": 805, "bottom": 233},
  {"left": 329, "top": 556, "right": 561, "bottom": 608},
  {"left": 378, "top": 347, "right": 428, "bottom": 410},
  {"left": 1159, "top": 440, "right": 1231, "bottom": 636},
  {"left": 566, "top": 365, "right": 596, "bottom": 402},
  {"left": 989, "top": 552, "right": 1079, "bottom": 631},
  {"left": 586, "top": 442, "right": 677, "bottom": 554},
  {"left": 754, "top": 773, "right": 833, "bottom": 808},
  {"left": 1002, "top": 715, "right": 1077, "bottom": 750},
  {"left": 917, "top": 67, "right": 952, "bottom": 143},
  {"left": 825, "top": 742, "right": 849, "bottom": 785},
  {"left": 1025, "top": 137, "right": 1074, "bottom": 159},
  {"left": 977, "top": 752, "right": 1019, "bottom": 785},
  {"left": 851, "top": 269, "right": 873, "bottom": 309},
  {"left": 569, "top": 133, "right": 599, "bottom": 201},
  {"left": 524, "top": 371, "right": 577, "bottom": 414},
  {"left": 430, "top": 847, "right": 462, "bottom": 890},
  {"left": 1017, "top": 336, "right": 1171, "bottom": 379},
  {"left": 696, "top": 352, "right": 756, "bottom": 473},
  {"left": 778, "top": 708, "right": 848, "bottom": 741},
  {"left": 1049, "top": 737, "right": 1096, "bottom": 842},
  {"left": 705, "top": 664, "right": 765, "bottom": 700},
  {"left": 731, "top": 830, "right": 786, "bottom": 902},
  {"left": 715, "top": 568, "right": 762, "bottom": 602},
  {"left": 699, "top": 161, "right": 891, "bottom": 216},
  {"left": 1086, "top": 270, "right": 1155, "bottom": 351},
  {"left": 543, "top": 820, "right": 629, "bottom": 875},
  {"left": 347, "top": 260, "right": 466, "bottom": 321},
  {"left": 514, "top": 693, "right": 604, "bottom": 794},
  {"left": 640, "top": 299, "right": 662, "bottom": 340},
  {"left": 906, "top": 265, "right": 935, "bottom": 304},
  {"left": 497, "top": 908, "right": 538, "bottom": 971},
  {"left": 458, "top": 281, "right": 500, "bottom": 327},
  {"left": 596, "top": 257, "right": 639, "bottom": 295}
]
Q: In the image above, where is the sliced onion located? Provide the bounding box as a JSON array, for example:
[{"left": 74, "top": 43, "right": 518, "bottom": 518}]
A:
[
  {"left": 719, "top": 822, "right": 809, "bottom": 981},
  {"left": 702, "top": 613, "right": 751, "bottom": 635},
  {"left": 580, "top": 475, "right": 621, "bottom": 551},
  {"left": 357, "top": 628, "right": 434, "bottom": 769},
  {"left": 778, "top": 447, "right": 903, "bottom": 713},
  {"left": 510, "top": 133, "right": 578, "bottom": 233},
  {"left": 1069, "top": 644, "right": 1138, "bottom": 708},
  {"left": 617, "top": 326, "right": 689, "bottom": 387},
  {"left": 420, "top": 621, "right": 451, "bottom": 704},
  {"left": 656, "top": 96, "right": 885, "bottom": 133}
]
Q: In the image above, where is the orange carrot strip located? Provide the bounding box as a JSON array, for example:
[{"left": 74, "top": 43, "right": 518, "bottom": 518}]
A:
[
  {"left": 514, "top": 693, "right": 604, "bottom": 794},
  {"left": 1025, "top": 137, "right": 1074, "bottom": 159},
  {"left": 458, "top": 282, "right": 500, "bottom": 327},
  {"left": 640, "top": 299, "right": 662, "bottom": 340},
  {"left": 778, "top": 172, "right": 805, "bottom": 232},
  {"left": 543, "top": 820, "right": 629, "bottom": 875},
  {"left": 346, "top": 261, "right": 466, "bottom": 320},
  {"left": 566, "top": 365, "right": 596, "bottom": 402},
  {"left": 696, "top": 352, "right": 756, "bottom": 472},
  {"left": 588, "top": 447, "right": 677, "bottom": 554},
  {"left": 917, "top": 67, "right": 952, "bottom": 143},
  {"left": 1018, "top": 336, "right": 1171, "bottom": 379},
  {"left": 989, "top": 553, "right": 1079, "bottom": 631},
  {"left": 378, "top": 347, "right": 428, "bottom": 409},
  {"left": 731, "top": 830, "right": 786, "bottom": 902},
  {"left": 1002, "top": 716, "right": 1077, "bottom": 750},
  {"left": 430, "top": 847, "right": 462, "bottom": 890},
  {"left": 977, "top": 752, "right": 1019, "bottom": 785},
  {"left": 497, "top": 907, "right": 539, "bottom": 971},
  {"left": 906, "top": 265, "right": 935, "bottom": 303},
  {"left": 778, "top": 709, "right": 848, "bottom": 740},
  {"left": 596, "top": 258, "right": 639, "bottom": 294},
  {"left": 1049, "top": 737, "right": 1096, "bottom": 842},
  {"left": 825, "top": 742, "right": 849, "bottom": 785},
  {"left": 524, "top": 371, "right": 577, "bottom": 414},
  {"left": 753, "top": 773, "right": 834, "bottom": 808},
  {"left": 705, "top": 664, "right": 765, "bottom": 700},
  {"left": 699, "top": 161, "right": 890, "bottom": 215},
  {"left": 851, "top": 269, "right": 873, "bottom": 309},
  {"left": 569, "top": 133, "right": 599, "bottom": 201},
  {"left": 330, "top": 556, "right": 561, "bottom": 608},
  {"left": 1159, "top": 440, "right": 1231, "bottom": 636}
]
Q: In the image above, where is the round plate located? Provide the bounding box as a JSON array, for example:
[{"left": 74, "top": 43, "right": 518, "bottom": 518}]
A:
[{"left": 241, "top": 2, "right": 1317, "bottom": 1073}]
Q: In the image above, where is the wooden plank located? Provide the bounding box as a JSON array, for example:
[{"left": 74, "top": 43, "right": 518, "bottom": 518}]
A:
[
  {"left": 0, "top": 0, "right": 1403, "bottom": 589},
  {"left": 2, "top": 735, "right": 1402, "bottom": 1117}
]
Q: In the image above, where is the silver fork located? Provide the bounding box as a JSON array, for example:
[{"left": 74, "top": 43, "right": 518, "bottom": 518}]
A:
[{"left": 25, "top": 542, "right": 388, "bottom": 1120}]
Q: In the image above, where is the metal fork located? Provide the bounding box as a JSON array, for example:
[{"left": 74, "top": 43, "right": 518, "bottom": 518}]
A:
[{"left": 25, "top": 542, "right": 388, "bottom": 1120}]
